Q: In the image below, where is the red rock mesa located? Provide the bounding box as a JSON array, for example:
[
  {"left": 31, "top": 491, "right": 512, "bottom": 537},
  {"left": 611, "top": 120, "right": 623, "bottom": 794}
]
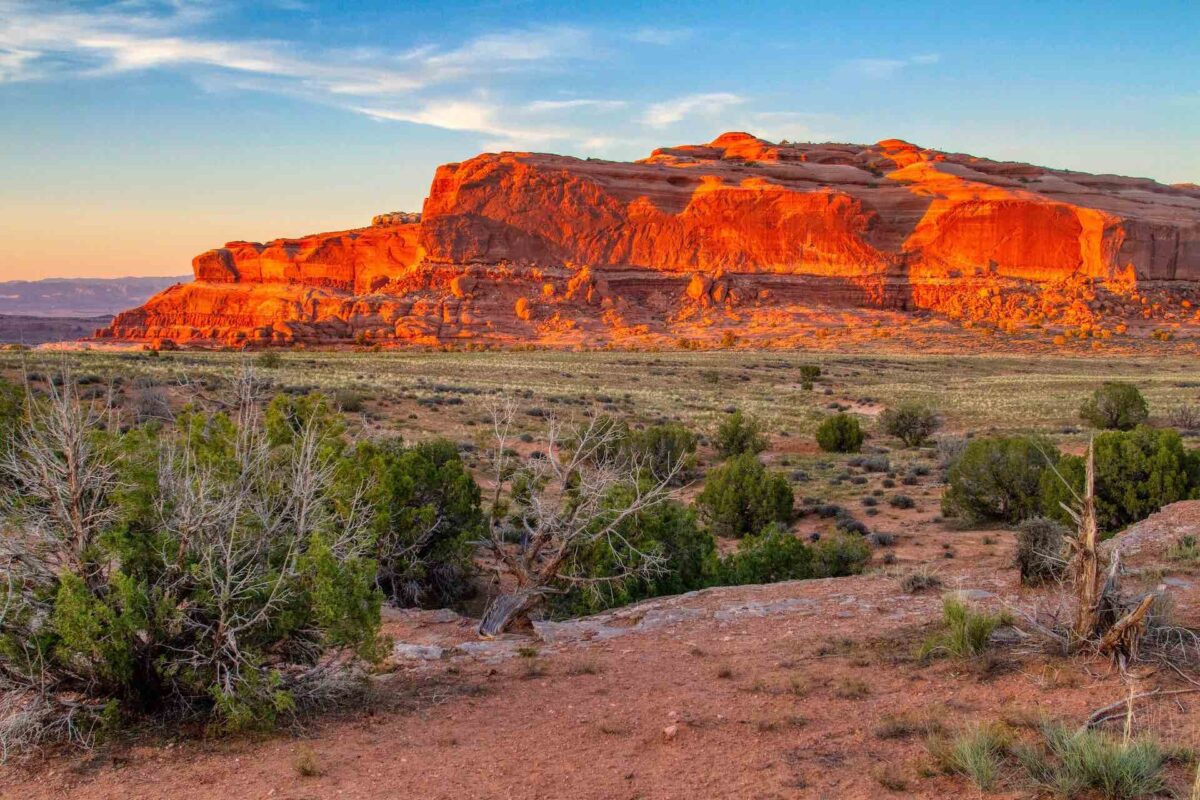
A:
[{"left": 97, "top": 133, "right": 1200, "bottom": 348}]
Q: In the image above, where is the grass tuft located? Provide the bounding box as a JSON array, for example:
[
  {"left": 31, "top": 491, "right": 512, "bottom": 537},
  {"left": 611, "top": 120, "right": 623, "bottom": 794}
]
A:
[
  {"left": 1024, "top": 724, "right": 1170, "bottom": 800},
  {"left": 918, "top": 597, "right": 1005, "bottom": 660},
  {"left": 899, "top": 568, "right": 942, "bottom": 594},
  {"left": 565, "top": 657, "right": 602, "bottom": 676},
  {"left": 872, "top": 764, "right": 908, "bottom": 792},
  {"left": 928, "top": 722, "right": 1011, "bottom": 791},
  {"left": 833, "top": 677, "right": 871, "bottom": 699},
  {"left": 292, "top": 744, "right": 324, "bottom": 778},
  {"left": 1168, "top": 534, "right": 1200, "bottom": 563},
  {"left": 934, "top": 720, "right": 1175, "bottom": 800},
  {"left": 873, "top": 712, "right": 944, "bottom": 740}
]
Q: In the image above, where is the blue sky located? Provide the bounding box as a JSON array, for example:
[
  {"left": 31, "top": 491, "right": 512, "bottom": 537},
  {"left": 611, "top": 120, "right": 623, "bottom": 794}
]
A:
[{"left": 1, "top": 0, "right": 1197, "bottom": 280}]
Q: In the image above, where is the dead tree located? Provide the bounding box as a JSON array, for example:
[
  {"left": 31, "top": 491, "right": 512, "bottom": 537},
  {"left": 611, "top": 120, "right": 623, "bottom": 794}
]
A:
[
  {"left": 1058, "top": 438, "right": 1160, "bottom": 667},
  {"left": 0, "top": 374, "right": 119, "bottom": 593},
  {"left": 477, "top": 401, "right": 681, "bottom": 637},
  {"left": 1063, "top": 440, "right": 1107, "bottom": 641},
  {"left": 0, "top": 373, "right": 124, "bottom": 750}
]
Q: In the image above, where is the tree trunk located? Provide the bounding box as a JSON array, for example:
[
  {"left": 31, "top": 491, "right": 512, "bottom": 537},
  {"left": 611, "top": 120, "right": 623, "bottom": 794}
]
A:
[
  {"left": 478, "top": 589, "right": 542, "bottom": 638},
  {"left": 1098, "top": 593, "right": 1156, "bottom": 665},
  {"left": 1073, "top": 441, "right": 1105, "bottom": 643}
]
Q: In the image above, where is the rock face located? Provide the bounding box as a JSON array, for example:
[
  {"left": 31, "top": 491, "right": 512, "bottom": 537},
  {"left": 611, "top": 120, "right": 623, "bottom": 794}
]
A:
[{"left": 97, "top": 133, "right": 1200, "bottom": 347}]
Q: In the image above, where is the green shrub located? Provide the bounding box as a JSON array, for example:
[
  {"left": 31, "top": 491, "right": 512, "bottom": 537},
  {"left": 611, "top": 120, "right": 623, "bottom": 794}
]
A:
[
  {"left": 815, "top": 413, "right": 864, "bottom": 453},
  {"left": 719, "top": 524, "right": 813, "bottom": 585},
  {"left": 628, "top": 422, "right": 698, "bottom": 485},
  {"left": 942, "top": 435, "right": 1058, "bottom": 524},
  {"left": 1014, "top": 517, "right": 1068, "bottom": 585},
  {"left": 254, "top": 350, "right": 282, "bottom": 369},
  {"left": 878, "top": 402, "right": 940, "bottom": 448},
  {"left": 1040, "top": 426, "right": 1200, "bottom": 532},
  {"left": 0, "top": 378, "right": 23, "bottom": 482},
  {"left": 265, "top": 391, "right": 347, "bottom": 451},
  {"left": 935, "top": 434, "right": 968, "bottom": 476},
  {"left": 879, "top": 402, "right": 941, "bottom": 447},
  {"left": 799, "top": 364, "right": 821, "bottom": 391},
  {"left": 357, "top": 438, "right": 483, "bottom": 607},
  {"left": 919, "top": 597, "right": 1004, "bottom": 660},
  {"left": 714, "top": 410, "right": 768, "bottom": 459},
  {"left": 1079, "top": 382, "right": 1149, "bottom": 430},
  {"left": 334, "top": 389, "right": 366, "bottom": 413},
  {"left": 571, "top": 414, "right": 630, "bottom": 465},
  {"left": 0, "top": 382, "right": 384, "bottom": 742},
  {"left": 575, "top": 418, "right": 698, "bottom": 485},
  {"left": 0, "top": 377, "right": 22, "bottom": 443},
  {"left": 559, "top": 499, "right": 718, "bottom": 615},
  {"left": 696, "top": 454, "right": 793, "bottom": 538},
  {"left": 810, "top": 533, "right": 872, "bottom": 578}
]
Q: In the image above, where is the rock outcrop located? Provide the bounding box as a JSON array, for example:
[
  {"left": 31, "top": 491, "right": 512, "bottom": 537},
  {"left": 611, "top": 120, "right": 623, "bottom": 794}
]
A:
[{"left": 97, "top": 133, "right": 1200, "bottom": 347}]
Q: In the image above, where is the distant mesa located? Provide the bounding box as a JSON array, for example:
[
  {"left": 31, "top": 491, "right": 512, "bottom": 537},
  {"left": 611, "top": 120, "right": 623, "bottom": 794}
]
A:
[{"left": 95, "top": 133, "right": 1200, "bottom": 349}]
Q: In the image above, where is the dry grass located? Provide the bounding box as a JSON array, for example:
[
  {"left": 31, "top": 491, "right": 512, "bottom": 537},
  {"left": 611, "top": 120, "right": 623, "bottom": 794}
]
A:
[
  {"left": 833, "top": 677, "right": 871, "bottom": 699},
  {"left": 292, "top": 744, "right": 324, "bottom": 778},
  {"left": 873, "top": 712, "right": 945, "bottom": 740},
  {"left": 1168, "top": 534, "right": 1200, "bottom": 563},
  {"left": 7, "top": 350, "right": 1200, "bottom": 441},
  {"left": 564, "top": 657, "right": 602, "bottom": 676}
]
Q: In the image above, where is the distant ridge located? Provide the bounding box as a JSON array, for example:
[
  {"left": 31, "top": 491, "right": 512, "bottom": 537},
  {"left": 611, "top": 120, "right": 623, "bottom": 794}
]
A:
[
  {"left": 0, "top": 276, "right": 188, "bottom": 318},
  {"left": 0, "top": 314, "right": 114, "bottom": 346}
]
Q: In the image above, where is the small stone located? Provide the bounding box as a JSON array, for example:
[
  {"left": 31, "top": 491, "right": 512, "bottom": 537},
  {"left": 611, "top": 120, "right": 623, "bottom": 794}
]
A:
[
  {"left": 392, "top": 643, "right": 445, "bottom": 660},
  {"left": 662, "top": 724, "right": 678, "bottom": 742}
]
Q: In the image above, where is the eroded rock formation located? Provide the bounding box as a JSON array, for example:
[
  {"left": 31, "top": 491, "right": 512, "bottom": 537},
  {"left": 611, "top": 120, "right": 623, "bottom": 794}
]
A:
[{"left": 97, "top": 133, "right": 1200, "bottom": 347}]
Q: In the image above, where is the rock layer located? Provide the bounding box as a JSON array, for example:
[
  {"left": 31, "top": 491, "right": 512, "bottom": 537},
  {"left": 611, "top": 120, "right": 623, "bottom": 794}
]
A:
[{"left": 97, "top": 133, "right": 1200, "bottom": 347}]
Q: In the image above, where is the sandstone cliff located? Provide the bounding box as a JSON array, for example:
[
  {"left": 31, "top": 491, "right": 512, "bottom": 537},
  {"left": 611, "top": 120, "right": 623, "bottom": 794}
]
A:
[{"left": 97, "top": 133, "right": 1200, "bottom": 347}]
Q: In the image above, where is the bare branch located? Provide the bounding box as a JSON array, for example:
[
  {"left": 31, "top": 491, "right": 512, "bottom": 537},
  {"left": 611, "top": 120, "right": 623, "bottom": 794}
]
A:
[{"left": 477, "top": 404, "right": 679, "bottom": 637}]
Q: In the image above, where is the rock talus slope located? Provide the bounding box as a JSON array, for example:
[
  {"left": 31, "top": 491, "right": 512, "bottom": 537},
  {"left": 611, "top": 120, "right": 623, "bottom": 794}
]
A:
[{"left": 97, "top": 133, "right": 1200, "bottom": 347}]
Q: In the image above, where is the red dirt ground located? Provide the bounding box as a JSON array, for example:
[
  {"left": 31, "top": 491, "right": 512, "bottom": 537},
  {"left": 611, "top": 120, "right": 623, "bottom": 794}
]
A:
[{"left": 2, "top": 506, "right": 1198, "bottom": 800}]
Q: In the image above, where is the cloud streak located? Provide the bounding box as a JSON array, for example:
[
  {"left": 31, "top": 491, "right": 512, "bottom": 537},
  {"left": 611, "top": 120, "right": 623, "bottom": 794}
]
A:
[
  {"left": 526, "top": 98, "right": 628, "bottom": 112},
  {"left": 845, "top": 53, "right": 940, "bottom": 79},
  {"left": 354, "top": 100, "right": 572, "bottom": 150},
  {"left": 643, "top": 92, "right": 745, "bottom": 127},
  {"left": 0, "top": 2, "right": 590, "bottom": 91},
  {"left": 0, "top": 2, "right": 823, "bottom": 154},
  {"left": 627, "top": 27, "right": 692, "bottom": 46},
  {"left": 0, "top": 1, "right": 614, "bottom": 146}
]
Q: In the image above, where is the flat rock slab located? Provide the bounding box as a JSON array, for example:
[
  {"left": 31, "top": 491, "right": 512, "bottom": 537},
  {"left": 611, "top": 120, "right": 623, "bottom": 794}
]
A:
[{"left": 392, "top": 643, "right": 446, "bottom": 661}]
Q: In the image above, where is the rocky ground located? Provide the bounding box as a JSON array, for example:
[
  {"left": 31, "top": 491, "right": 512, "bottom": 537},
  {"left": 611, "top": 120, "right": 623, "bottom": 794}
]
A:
[{"left": 4, "top": 503, "right": 1197, "bottom": 800}]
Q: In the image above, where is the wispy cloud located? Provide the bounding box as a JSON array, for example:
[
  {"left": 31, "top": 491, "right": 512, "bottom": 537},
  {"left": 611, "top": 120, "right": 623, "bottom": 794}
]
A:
[
  {"left": 0, "top": 1, "right": 609, "bottom": 146},
  {"left": 627, "top": 27, "right": 692, "bottom": 46},
  {"left": 845, "top": 53, "right": 940, "bottom": 79},
  {"left": 643, "top": 92, "right": 744, "bottom": 127},
  {"left": 0, "top": 1, "right": 589, "bottom": 91},
  {"left": 354, "top": 100, "right": 569, "bottom": 149},
  {"left": 0, "top": 2, "right": 823, "bottom": 155},
  {"left": 525, "top": 98, "right": 627, "bottom": 112}
]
